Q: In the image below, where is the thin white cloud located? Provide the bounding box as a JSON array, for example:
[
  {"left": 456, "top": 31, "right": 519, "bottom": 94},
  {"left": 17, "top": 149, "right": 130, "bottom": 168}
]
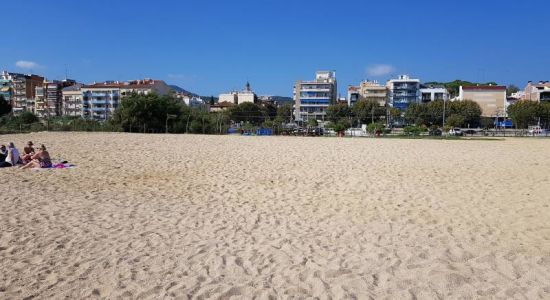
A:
[
  {"left": 15, "top": 60, "right": 41, "bottom": 69},
  {"left": 367, "top": 64, "right": 395, "bottom": 77}
]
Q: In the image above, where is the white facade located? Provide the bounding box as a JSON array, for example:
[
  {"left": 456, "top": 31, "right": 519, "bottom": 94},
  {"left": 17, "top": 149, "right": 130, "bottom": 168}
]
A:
[
  {"left": 62, "top": 84, "right": 83, "bottom": 117},
  {"left": 294, "top": 71, "right": 337, "bottom": 122},
  {"left": 81, "top": 79, "right": 171, "bottom": 121},
  {"left": 386, "top": 75, "right": 420, "bottom": 110},
  {"left": 237, "top": 92, "right": 255, "bottom": 104},
  {"left": 218, "top": 82, "right": 257, "bottom": 105},
  {"left": 419, "top": 87, "right": 450, "bottom": 103},
  {"left": 219, "top": 92, "right": 237, "bottom": 104},
  {"left": 182, "top": 96, "right": 206, "bottom": 108}
]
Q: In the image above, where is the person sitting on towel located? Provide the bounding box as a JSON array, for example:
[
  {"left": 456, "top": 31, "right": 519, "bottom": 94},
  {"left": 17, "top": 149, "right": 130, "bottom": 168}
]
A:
[
  {"left": 21, "top": 141, "right": 35, "bottom": 164},
  {"left": 22, "top": 144, "right": 52, "bottom": 169}
]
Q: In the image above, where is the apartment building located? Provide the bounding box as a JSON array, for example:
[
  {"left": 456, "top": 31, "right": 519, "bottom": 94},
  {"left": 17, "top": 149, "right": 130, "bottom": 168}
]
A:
[
  {"left": 81, "top": 83, "right": 121, "bottom": 121},
  {"left": 347, "top": 80, "right": 387, "bottom": 106},
  {"left": 419, "top": 85, "right": 450, "bottom": 103},
  {"left": 386, "top": 75, "right": 420, "bottom": 110},
  {"left": 35, "top": 79, "right": 76, "bottom": 118},
  {"left": 294, "top": 71, "right": 337, "bottom": 122},
  {"left": 0, "top": 71, "right": 43, "bottom": 114},
  {"left": 524, "top": 81, "right": 550, "bottom": 102},
  {"left": 62, "top": 84, "right": 83, "bottom": 117},
  {"left": 82, "top": 79, "right": 171, "bottom": 121},
  {"left": 347, "top": 86, "right": 360, "bottom": 106},
  {"left": 458, "top": 85, "right": 507, "bottom": 117},
  {"left": 0, "top": 79, "right": 11, "bottom": 103}
]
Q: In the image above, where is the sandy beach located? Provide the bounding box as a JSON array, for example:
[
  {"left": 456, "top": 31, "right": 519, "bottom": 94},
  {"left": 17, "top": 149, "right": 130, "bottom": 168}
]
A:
[{"left": 1, "top": 132, "right": 549, "bottom": 299}]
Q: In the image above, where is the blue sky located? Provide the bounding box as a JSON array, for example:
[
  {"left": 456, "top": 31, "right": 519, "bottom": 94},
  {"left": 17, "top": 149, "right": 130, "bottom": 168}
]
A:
[{"left": 1, "top": 0, "right": 548, "bottom": 97}]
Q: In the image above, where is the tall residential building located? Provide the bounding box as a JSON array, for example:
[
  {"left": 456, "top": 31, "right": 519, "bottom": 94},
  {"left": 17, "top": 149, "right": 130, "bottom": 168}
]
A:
[
  {"left": 0, "top": 79, "right": 11, "bottom": 104},
  {"left": 81, "top": 83, "right": 121, "bottom": 121},
  {"left": 81, "top": 79, "right": 171, "bottom": 121},
  {"left": 524, "top": 81, "right": 550, "bottom": 102},
  {"left": 294, "top": 71, "right": 337, "bottom": 122},
  {"left": 35, "top": 79, "right": 76, "bottom": 118},
  {"left": 387, "top": 75, "right": 420, "bottom": 110},
  {"left": 458, "top": 85, "right": 507, "bottom": 117},
  {"left": 419, "top": 85, "right": 450, "bottom": 103},
  {"left": 218, "top": 82, "right": 257, "bottom": 105},
  {"left": 348, "top": 80, "right": 387, "bottom": 106},
  {"left": 0, "top": 71, "right": 43, "bottom": 114},
  {"left": 62, "top": 84, "right": 83, "bottom": 117}
]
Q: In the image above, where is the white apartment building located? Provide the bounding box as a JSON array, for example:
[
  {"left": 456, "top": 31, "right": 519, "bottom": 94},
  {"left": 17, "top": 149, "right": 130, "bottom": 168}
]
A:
[
  {"left": 387, "top": 75, "right": 420, "bottom": 110},
  {"left": 81, "top": 79, "right": 171, "bottom": 121},
  {"left": 62, "top": 84, "right": 83, "bottom": 117},
  {"left": 419, "top": 85, "right": 450, "bottom": 103},
  {"left": 347, "top": 80, "right": 387, "bottom": 106},
  {"left": 524, "top": 81, "right": 550, "bottom": 102},
  {"left": 294, "top": 71, "right": 337, "bottom": 122}
]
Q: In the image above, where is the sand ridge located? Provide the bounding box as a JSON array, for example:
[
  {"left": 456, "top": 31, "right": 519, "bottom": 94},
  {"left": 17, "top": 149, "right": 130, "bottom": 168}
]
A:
[{"left": 1, "top": 132, "right": 549, "bottom": 299}]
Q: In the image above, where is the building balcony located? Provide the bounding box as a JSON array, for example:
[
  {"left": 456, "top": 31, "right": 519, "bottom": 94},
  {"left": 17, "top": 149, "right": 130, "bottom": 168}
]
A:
[
  {"left": 91, "top": 92, "right": 118, "bottom": 97},
  {"left": 300, "top": 96, "right": 331, "bottom": 100},
  {"left": 299, "top": 112, "right": 326, "bottom": 116},
  {"left": 91, "top": 100, "right": 108, "bottom": 105},
  {"left": 363, "top": 93, "right": 387, "bottom": 97},
  {"left": 300, "top": 88, "right": 331, "bottom": 92}
]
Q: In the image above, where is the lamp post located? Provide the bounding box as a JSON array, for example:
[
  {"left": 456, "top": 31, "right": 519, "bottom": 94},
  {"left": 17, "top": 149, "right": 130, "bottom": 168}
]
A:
[{"left": 442, "top": 96, "right": 446, "bottom": 128}]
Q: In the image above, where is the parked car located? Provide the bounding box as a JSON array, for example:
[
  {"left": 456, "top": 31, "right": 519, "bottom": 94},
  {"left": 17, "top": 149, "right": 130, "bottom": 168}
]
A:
[
  {"left": 428, "top": 128, "right": 442, "bottom": 136},
  {"left": 324, "top": 129, "right": 336, "bottom": 136},
  {"left": 344, "top": 128, "right": 368, "bottom": 137},
  {"left": 528, "top": 126, "right": 547, "bottom": 136},
  {"left": 463, "top": 129, "right": 477, "bottom": 135},
  {"left": 448, "top": 128, "right": 463, "bottom": 136}
]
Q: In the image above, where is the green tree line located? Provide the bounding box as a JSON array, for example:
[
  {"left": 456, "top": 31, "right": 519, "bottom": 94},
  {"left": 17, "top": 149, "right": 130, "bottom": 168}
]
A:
[{"left": 507, "top": 100, "right": 550, "bottom": 129}]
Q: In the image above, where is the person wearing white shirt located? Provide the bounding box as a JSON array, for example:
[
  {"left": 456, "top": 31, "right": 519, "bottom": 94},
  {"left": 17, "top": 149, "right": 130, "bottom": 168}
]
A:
[{"left": 0, "top": 142, "right": 21, "bottom": 168}]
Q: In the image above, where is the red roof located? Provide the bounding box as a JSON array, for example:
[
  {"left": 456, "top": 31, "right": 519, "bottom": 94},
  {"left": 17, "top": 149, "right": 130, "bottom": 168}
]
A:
[{"left": 462, "top": 86, "right": 506, "bottom": 91}]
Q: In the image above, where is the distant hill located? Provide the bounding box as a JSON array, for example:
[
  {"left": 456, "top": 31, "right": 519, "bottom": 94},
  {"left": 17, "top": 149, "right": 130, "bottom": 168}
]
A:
[
  {"left": 168, "top": 85, "right": 198, "bottom": 97},
  {"left": 423, "top": 80, "right": 499, "bottom": 98}
]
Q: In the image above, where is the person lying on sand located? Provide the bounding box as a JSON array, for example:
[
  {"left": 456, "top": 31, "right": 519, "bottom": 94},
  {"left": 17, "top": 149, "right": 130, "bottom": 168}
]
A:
[
  {"left": 21, "top": 141, "right": 35, "bottom": 164},
  {"left": 21, "top": 144, "right": 52, "bottom": 169}
]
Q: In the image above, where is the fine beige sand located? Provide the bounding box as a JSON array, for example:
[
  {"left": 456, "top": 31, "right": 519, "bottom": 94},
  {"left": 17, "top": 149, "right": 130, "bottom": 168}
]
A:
[{"left": 1, "top": 132, "right": 549, "bottom": 299}]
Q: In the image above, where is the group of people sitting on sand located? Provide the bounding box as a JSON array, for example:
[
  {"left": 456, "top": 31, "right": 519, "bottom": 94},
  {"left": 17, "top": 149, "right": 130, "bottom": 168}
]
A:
[{"left": 0, "top": 141, "right": 52, "bottom": 169}]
